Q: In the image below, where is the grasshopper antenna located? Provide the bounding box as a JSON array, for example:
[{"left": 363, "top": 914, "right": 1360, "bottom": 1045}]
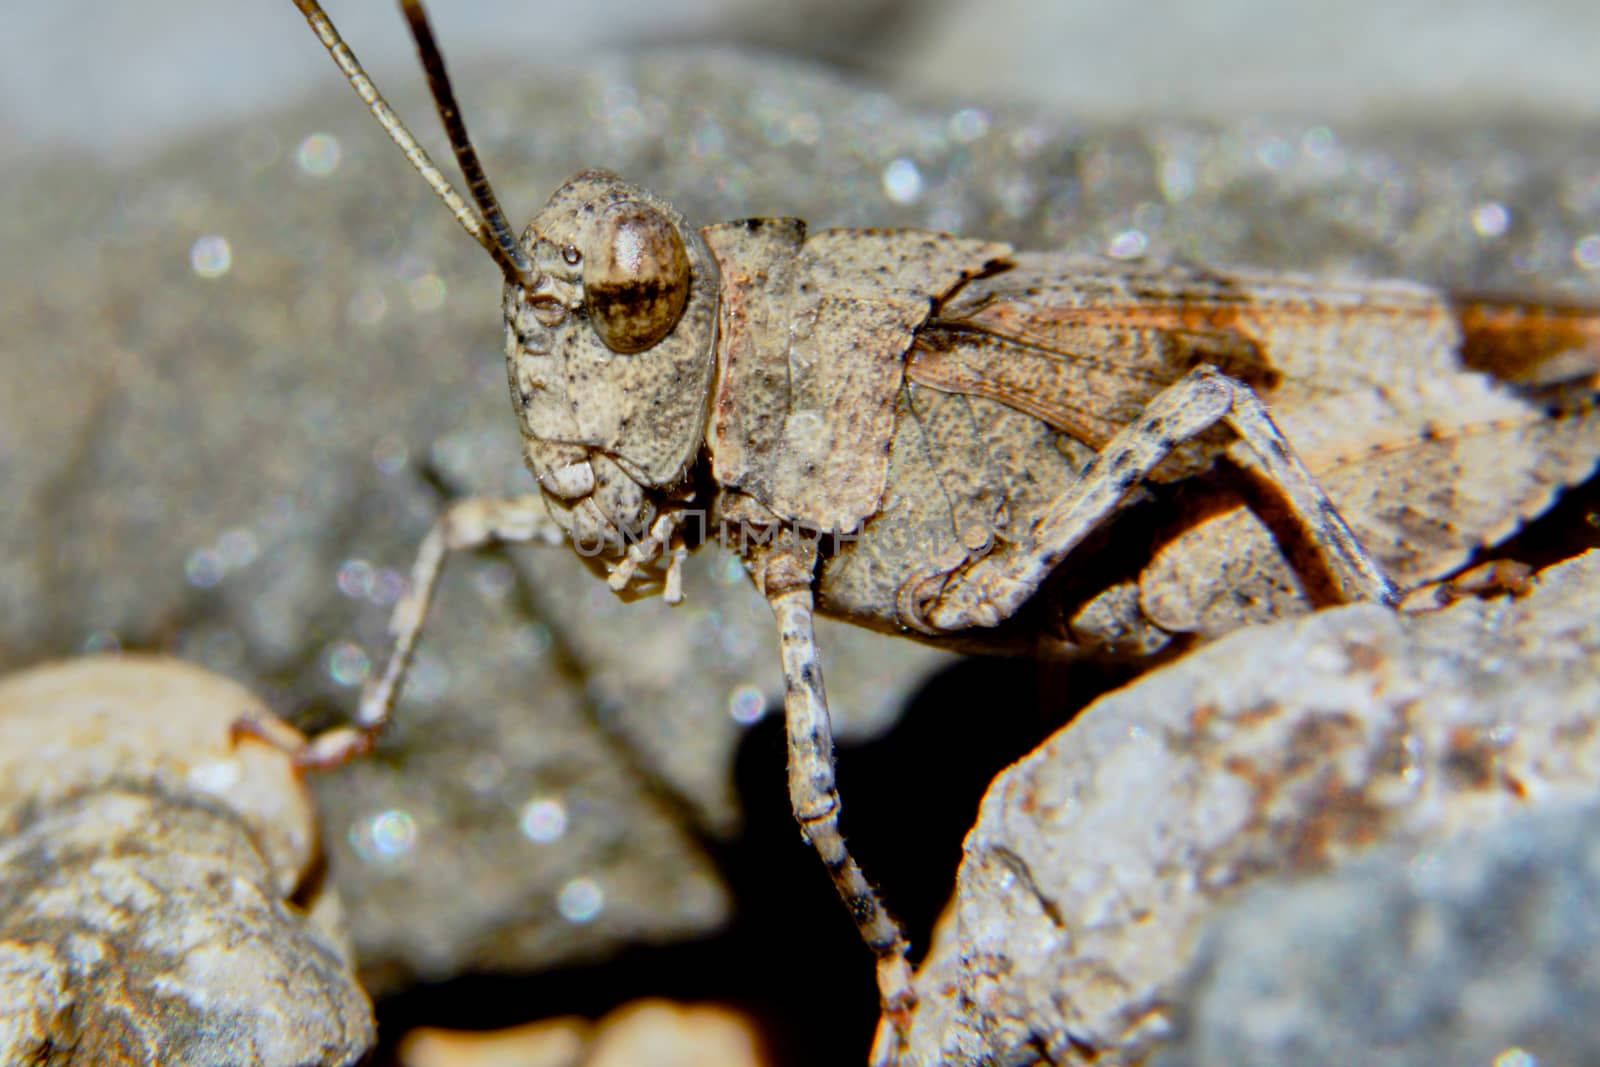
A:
[{"left": 290, "top": 0, "right": 539, "bottom": 288}]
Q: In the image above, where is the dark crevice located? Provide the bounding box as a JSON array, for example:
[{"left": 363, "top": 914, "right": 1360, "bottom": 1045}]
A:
[{"left": 363, "top": 652, "right": 1104, "bottom": 1066}]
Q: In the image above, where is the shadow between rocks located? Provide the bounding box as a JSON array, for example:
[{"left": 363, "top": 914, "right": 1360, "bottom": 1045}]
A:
[{"left": 366, "top": 652, "right": 1123, "bottom": 1066}]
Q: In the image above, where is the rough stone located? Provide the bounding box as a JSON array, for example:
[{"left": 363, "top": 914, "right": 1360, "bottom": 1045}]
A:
[
  {"left": 3, "top": 45, "right": 1597, "bottom": 991},
  {"left": 904, "top": 551, "right": 1600, "bottom": 1066},
  {"left": 398, "top": 999, "right": 768, "bottom": 1067},
  {"left": 1154, "top": 800, "right": 1600, "bottom": 1067},
  {"left": 0, "top": 657, "right": 372, "bottom": 1067}
]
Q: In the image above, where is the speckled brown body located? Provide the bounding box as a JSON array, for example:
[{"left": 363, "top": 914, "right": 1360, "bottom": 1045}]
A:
[
  {"left": 501, "top": 184, "right": 1600, "bottom": 650},
  {"left": 820, "top": 260, "right": 1600, "bottom": 648},
  {"left": 488, "top": 175, "right": 1596, "bottom": 1067}
]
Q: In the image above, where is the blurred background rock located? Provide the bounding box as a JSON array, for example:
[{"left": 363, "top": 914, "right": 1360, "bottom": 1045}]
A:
[{"left": 6, "top": 0, "right": 1600, "bottom": 164}]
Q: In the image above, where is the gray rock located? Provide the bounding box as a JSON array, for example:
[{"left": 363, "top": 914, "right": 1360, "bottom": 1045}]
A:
[
  {"left": 904, "top": 551, "right": 1600, "bottom": 1066},
  {"left": 0, "top": 788, "right": 371, "bottom": 1067},
  {"left": 0, "top": 657, "right": 372, "bottom": 1067},
  {"left": 1155, "top": 800, "right": 1600, "bottom": 1067},
  {"left": 2, "top": 43, "right": 1596, "bottom": 991},
  {"left": 893, "top": 0, "right": 1600, "bottom": 121}
]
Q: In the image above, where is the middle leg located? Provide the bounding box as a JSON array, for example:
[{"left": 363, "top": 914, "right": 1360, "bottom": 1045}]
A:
[
  {"left": 763, "top": 563, "right": 915, "bottom": 1065},
  {"left": 296, "top": 493, "right": 565, "bottom": 768}
]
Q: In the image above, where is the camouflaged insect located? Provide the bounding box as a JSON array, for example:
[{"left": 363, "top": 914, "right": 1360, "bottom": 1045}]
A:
[{"left": 278, "top": 2, "right": 1600, "bottom": 1063}]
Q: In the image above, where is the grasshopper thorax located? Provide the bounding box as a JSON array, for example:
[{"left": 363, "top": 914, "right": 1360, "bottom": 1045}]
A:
[{"left": 503, "top": 170, "right": 721, "bottom": 564}]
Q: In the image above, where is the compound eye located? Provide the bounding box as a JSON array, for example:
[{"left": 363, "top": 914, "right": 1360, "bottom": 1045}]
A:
[{"left": 583, "top": 202, "right": 691, "bottom": 354}]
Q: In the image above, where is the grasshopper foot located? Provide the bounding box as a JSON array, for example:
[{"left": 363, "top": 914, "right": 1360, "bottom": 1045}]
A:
[
  {"left": 869, "top": 959, "right": 917, "bottom": 1066},
  {"left": 229, "top": 714, "right": 378, "bottom": 771}
]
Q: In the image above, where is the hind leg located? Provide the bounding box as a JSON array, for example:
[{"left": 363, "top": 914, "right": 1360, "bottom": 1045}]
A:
[{"left": 910, "top": 365, "right": 1398, "bottom": 634}]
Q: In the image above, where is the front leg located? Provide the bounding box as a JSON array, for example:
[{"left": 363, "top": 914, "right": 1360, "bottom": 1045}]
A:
[
  {"left": 762, "top": 557, "right": 915, "bottom": 1065},
  {"left": 288, "top": 494, "right": 563, "bottom": 768},
  {"left": 911, "top": 365, "right": 1401, "bottom": 633}
]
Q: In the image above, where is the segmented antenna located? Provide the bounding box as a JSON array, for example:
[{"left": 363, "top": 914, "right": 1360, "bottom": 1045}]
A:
[{"left": 290, "top": 0, "right": 538, "bottom": 287}]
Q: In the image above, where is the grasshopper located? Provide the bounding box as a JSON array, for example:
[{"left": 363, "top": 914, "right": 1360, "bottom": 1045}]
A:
[{"left": 278, "top": 1, "right": 1600, "bottom": 1061}]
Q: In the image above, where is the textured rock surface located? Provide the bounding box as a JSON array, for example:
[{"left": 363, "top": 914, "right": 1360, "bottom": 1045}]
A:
[
  {"left": 1154, "top": 800, "right": 1600, "bottom": 1067},
  {"left": 904, "top": 551, "right": 1600, "bottom": 1066},
  {"left": 0, "top": 657, "right": 372, "bottom": 1067},
  {"left": 0, "top": 655, "right": 318, "bottom": 896},
  {"left": 399, "top": 999, "right": 769, "bottom": 1067},
  {"left": 3, "top": 43, "right": 1597, "bottom": 993}
]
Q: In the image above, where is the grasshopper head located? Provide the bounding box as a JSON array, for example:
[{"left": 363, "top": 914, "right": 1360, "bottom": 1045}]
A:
[
  {"left": 287, "top": 3, "right": 721, "bottom": 563},
  {"left": 504, "top": 170, "right": 720, "bottom": 554}
]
